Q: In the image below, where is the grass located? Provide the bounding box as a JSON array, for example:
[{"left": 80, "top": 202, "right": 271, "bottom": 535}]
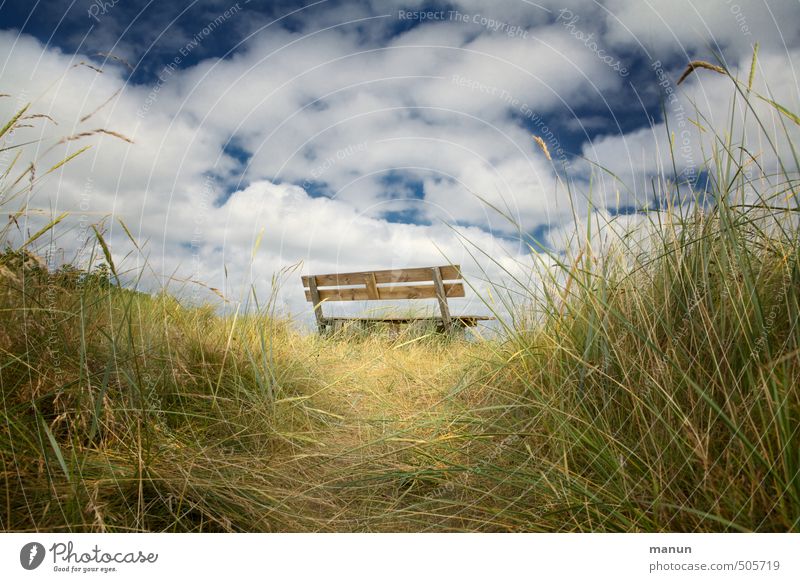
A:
[
  {"left": 0, "top": 273, "right": 484, "bottom": 531},
  {"left": 1, "top": 54, "right": 799, "bottom": 532}
]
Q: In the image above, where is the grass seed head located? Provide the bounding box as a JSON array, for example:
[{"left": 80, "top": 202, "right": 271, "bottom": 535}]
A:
[
  {"left": 532, "top": 135, "right": 552, "bottom": 161},
  {"left": 677, "top": 60, "right": 727, "bottom": 85}
]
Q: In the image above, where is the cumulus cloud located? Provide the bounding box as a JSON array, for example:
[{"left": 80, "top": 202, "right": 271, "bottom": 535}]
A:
[{"left": 1, "top": 0, "right": 798, "bottom": 328}]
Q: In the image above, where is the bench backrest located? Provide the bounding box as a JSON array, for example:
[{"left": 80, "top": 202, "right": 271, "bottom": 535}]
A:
[
  {"left": 301, "top": 265, "right": 464, "bottom": 331},
  {"left": 302, "top": 265, "right": 464, "bottom": 302}
]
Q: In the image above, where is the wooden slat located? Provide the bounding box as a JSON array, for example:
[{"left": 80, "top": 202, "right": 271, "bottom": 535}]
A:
[
  {"left": 302, "top": 265, "right": 461, "bottom": 287},
  {"left": 304, "top": 282, "right": 464, "bottom": 302},
  {"left": 364, "top": 273, "right": 379, "bottom": 299},
  {"left": 307, "top": 277, "right": 326, "bottom": 334},
  {"left": 431, "top": 266, "right": 452, "bottom": 331}
]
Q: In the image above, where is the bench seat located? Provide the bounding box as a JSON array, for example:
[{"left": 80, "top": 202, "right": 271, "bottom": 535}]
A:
[
  {"left": 323, "top": 315, "right": 492, "bottom": 326},
  {"left": 302, "top": 264, "right": 492, "bottom": 334}
]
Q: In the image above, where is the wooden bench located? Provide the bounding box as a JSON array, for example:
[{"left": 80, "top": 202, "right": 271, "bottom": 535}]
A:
[{"left": 301, "top": 264, "right": 492, "bottom": 334}]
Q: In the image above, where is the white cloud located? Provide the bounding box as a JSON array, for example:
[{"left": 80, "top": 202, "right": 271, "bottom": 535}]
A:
[
  {"left": 601, "top": 0, "right": 800, "bottom": 61},
  {"left": 1, "top": 0, "right": 798, "bottom": 329},
  {"left": 574, "top": 46, "right": 800, "bottom": 211}
]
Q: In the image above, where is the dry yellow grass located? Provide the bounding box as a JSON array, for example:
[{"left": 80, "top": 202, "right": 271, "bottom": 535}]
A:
[
  {"left": 532, "top": 134, "right": 552, "bottom": 160},
  {"left": 257, "top": 330, "right": 491, "bottom": 530}
]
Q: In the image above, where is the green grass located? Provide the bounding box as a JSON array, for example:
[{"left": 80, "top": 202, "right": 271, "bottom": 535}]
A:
[{"left": 1, "top": 55, "right": 798, "bottom": 532}]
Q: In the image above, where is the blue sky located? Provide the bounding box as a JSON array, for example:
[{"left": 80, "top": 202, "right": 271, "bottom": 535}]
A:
[
  {"left": 2, "top": 0, "right": 799, "bottom": 323},
  {"left": 2, "top": 1, "right": 744, "bottom": 160}
]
